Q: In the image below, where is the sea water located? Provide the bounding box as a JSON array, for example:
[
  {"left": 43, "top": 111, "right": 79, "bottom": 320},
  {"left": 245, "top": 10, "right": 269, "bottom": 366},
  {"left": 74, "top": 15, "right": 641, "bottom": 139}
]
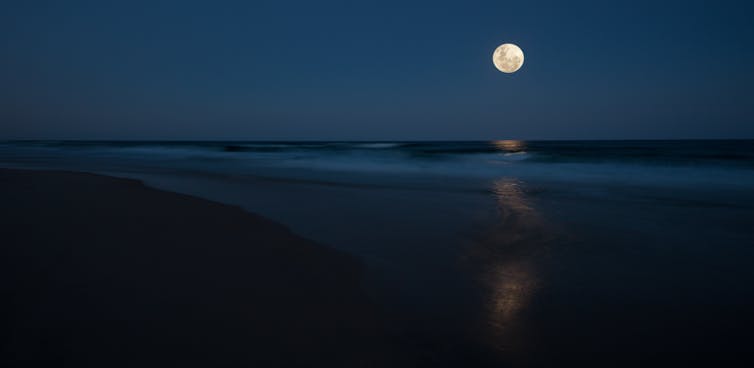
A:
[{"left": 2, "top": 140, "right": 754, "bottom": 362}]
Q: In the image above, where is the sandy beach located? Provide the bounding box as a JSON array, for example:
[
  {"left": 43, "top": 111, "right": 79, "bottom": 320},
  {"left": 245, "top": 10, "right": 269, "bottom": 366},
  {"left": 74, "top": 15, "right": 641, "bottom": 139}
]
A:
[{"left": 0, "top": 169, "right": 405, "bottom": 367}]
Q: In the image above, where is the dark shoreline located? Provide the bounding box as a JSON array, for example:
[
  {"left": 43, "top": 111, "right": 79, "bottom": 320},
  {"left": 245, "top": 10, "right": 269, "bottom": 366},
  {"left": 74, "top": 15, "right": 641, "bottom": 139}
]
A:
[
  {"left": 0, "top": 168, "right": 406, "bottom": 367},
  {"left": 4, "top": 165, "right": 754, "bottom": 367}
]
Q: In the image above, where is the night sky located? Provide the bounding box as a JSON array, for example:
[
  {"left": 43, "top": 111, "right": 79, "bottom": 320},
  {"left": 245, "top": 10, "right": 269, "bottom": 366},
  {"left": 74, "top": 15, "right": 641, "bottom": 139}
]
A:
[{"left": 2, "top": 0, "right": 753, "bottom": 140}]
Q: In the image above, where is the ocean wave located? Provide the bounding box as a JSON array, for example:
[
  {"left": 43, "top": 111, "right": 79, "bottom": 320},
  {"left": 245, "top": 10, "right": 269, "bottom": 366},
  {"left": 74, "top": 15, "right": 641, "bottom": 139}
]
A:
[
  {"left": 3, "top": 140, "right": 753, "bottom": 169},
  {"left": 349, "top": 143, "right": 404, "bottom": 149},
  {"left": 502, "top": 151, "right": 529, "bottom": 160}
]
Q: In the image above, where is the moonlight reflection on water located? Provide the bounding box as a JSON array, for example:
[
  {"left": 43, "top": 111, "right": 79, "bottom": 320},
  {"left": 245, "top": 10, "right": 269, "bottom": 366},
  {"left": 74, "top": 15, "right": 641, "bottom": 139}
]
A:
[{"left": 472, "top": 178, "right": 553, "bottom": 354}]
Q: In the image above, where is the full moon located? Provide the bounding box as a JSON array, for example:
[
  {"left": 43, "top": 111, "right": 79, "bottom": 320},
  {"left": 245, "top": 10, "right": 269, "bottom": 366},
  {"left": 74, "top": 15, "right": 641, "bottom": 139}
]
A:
[{"left": 493, "top": 43, "right": 524, "bottom": 73}]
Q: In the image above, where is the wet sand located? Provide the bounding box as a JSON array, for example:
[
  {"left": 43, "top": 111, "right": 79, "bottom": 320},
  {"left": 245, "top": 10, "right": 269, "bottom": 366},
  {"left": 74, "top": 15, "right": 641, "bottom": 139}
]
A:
[
  {"left": 4, "top": 166, "right": 754, "bottom": 367},
  {"left": 0, "top": 169, "right": 405, "bottom": 367}
]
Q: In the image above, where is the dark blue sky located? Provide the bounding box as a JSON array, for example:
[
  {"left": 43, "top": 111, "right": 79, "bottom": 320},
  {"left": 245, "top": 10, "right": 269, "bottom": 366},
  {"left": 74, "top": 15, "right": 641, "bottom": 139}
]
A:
[{"left": 2, "top": 0, "right": 753, "bottom": 140}]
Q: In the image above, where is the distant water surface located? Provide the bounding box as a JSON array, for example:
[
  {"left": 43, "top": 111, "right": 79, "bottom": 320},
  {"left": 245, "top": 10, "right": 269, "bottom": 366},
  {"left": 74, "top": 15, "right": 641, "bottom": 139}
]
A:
[{"left": 2, "top": 140, "right": 754, "bottom": 364}]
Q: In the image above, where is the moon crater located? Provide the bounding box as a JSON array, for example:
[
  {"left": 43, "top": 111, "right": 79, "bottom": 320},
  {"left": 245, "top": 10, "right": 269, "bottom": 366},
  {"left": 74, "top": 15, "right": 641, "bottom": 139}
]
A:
[{"left": 493, "top": 43, "right": 524, "bottom": 73}]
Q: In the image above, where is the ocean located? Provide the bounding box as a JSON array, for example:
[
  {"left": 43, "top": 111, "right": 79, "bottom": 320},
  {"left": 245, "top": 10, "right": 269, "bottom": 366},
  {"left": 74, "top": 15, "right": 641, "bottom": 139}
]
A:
[{"left": 2, "top": 139, "right": 754, "bottom": 362}]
